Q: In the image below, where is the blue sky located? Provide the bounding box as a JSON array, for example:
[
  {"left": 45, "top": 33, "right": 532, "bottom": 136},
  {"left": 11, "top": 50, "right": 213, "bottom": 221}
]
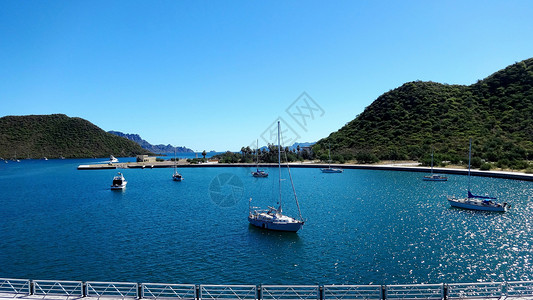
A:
[{"left": 1, "top": 1, "right": 532, "bottom": 151}]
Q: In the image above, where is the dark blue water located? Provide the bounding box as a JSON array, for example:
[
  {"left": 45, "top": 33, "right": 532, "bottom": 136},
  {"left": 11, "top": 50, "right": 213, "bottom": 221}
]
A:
[{"left": 1, "top": 159, "right": 532, "bottom": 285}]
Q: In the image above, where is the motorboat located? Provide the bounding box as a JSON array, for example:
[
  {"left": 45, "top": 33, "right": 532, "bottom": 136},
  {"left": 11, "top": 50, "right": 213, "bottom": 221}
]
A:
[{"left": 111, "top": 172, "right": 127, "bottom": 190}]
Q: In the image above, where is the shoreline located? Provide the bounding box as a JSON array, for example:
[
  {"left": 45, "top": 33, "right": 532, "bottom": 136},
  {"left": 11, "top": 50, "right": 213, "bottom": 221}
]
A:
[{"left": 77, "top": 161, "right": 533, "bottom": 182}]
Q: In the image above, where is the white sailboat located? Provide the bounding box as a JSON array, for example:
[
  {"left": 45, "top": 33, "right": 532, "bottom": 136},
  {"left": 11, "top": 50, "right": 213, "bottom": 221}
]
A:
[
  {"left": 423, "top": 147, "right": 447, "bottom": 181},
  {"left": 172, "top": 148, "right": 183, "bottom": 181},
  {"left": 248, "top": 121, "right": 304, "bottom": 232},
  {"left": 447, "top": 139, "right": 509, "bottom": 212},
  {"left": 252, "top": 139, "right": 268, "bottom": 178},
  {"left": 321, "top": 144, "right": 343, "bottom": 173}
]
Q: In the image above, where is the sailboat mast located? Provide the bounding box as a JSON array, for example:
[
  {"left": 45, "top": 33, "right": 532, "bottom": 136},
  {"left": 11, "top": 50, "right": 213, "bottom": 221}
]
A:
[
  {"left": 468, "top": 138, "right": 472, "bottom": 191},
  {"left": 328, "top": 144, "right": 331, "bottom": 168},
  {"left": 430, "top": 147, "right": 434, "bottom": 174},
  {"left": 278, "top": 121, "right": 282, "bottom": 212}
]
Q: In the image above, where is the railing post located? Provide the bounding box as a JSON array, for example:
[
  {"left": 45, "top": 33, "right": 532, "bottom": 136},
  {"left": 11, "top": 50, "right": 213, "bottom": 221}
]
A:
[
  {"left": 196, "top": 284, "right": 201, "bottom": 300},
  {"left": 29, "top": 280, "right": 34, "bottom": 295},
  {"left": 443, "top": 284, "right": 447, "bottom": 300},
  {"left": 381, "top": 285, "right": 386, "bottom": 300},
  {"left": 319, "top": 285, "right": 324, "bottom": 300},
  {"left": 257, "top": 285, "right": 262, "bottom": 300},
  {"left": 138, "top": 283, "right": 143, "bottom": 299},
  {"left": 83, "top": 282, "right": 87, "bottom": 297}
]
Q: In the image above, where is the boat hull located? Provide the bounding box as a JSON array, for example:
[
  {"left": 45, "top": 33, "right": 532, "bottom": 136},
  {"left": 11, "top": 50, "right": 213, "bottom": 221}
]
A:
[
  {"left": 423, "top": 176, "right": 447, "bottom": 181},
  {"left": 252, "top": 172, "right": 268, "bottom": 177},
  {"left": 110, "top": 183, "right": 127, "bottom": 190},
  {"left": 448, "top": 198, "right": 508, "bottom": 212},
  {"left": 248, "top": 216, "right": 303, "bottom": 232},
  {"left": 321, "top": 168, "right": 343, "bottom": 173}
]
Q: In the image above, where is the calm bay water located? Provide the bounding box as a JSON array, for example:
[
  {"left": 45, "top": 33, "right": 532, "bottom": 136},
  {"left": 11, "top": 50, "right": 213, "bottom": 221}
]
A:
[{"left": 1, "top": 158, "right": 532, "bottom": 285}]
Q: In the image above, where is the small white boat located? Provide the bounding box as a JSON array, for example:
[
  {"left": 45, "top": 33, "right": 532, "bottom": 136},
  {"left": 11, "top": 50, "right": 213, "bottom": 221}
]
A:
[
  {"left": 111, "top": 172, "right": 127, "bottom": 190},
  {"left": 248, "top": 121, "right": 304, "bottom": 232},
  {"left": 252, "top": 140, "right": 268, "bottom": 178},
  {"left": 321, "top": 167, "right": 343, "bottom": 173},
  {"left": 252, "top": 169, "right": 269, "bottom": 177},
  {"left": 110, "top": 155, "right": 119, "bottom": 163},
  {"left": 321, "top": 144, "right": 343, "bottom": 173},
  {"left": 423, "top": 147, "right": 447, "bottom": 181},
  {"left": 248, "top": 203, "right": 305, "bottom": 231},
  {"left": 172, "top": 149, "right": 183, "bottom": 181},
  {"left": 448, "top": 191, "right": 509, "bottom": 212},
  {"left": 423, "top": 174, "right": 448, "bottom": 181}
]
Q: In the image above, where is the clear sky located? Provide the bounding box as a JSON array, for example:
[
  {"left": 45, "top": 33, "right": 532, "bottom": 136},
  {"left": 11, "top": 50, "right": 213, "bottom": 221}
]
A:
[{"left": 1, "top": 1, "right": 532, "bottom": 151}]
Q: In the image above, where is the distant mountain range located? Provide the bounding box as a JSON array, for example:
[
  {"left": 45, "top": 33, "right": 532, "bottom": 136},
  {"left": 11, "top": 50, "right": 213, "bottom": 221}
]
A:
[{"left": 108, "top": 131, "right": 194, "bottom": 153}]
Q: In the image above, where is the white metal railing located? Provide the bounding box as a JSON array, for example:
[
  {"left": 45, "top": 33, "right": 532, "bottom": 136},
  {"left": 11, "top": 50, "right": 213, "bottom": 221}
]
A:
[
  {"left": 86, "top": 281, "right": 138, "bottom": 299},
  {"left": 33, "top": 280, "right": 83, "bottom": 297},
  {"left": 385, "top": 284, "right": 444, "bottom": 299},
  {"left": 324, "top": 285, "right": 382, "bottom": 300},
  {"left": 262, "top": 285, "right": 319, "bottom": 300},
  {"left": 142, "top": 283, "right": 196, "bottom": 299},
  {"left": 447, "top": 282, "right": 503, "bottom": 299},
  {"left": 0, "top": 278, "right": 30, "bottom": 295},
  {"left": 200, "top": 285, "right": 257, "bottom": 300},
  {"left": 506, "top": 281, "right": 533, "bottom": 297},
  {"left": 4, "top": 278, "right": 533, "bottom": 299}
]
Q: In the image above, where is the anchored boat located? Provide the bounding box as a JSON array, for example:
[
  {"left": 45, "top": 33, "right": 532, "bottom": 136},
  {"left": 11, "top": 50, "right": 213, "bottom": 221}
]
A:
[
  {"left": 447, "top": 139, "right": 509, "bottom": 212},
  {"left": 111, "top": 172, "right": 127, "bottom": 190},
  {"left": 252, "top": 139, "right": 268, "bottom": 178},
  {"left": 248, "top": 121, "right": 304, "bottom": 232},
  {"left": 423, "top": 147, "right": 447, "bottom": 181},
  {"left": 172, "top": 148, "right": 183, "bottom": 181},
  {"left": 321, "top": 144, "right": 343, "bottom": 173}
]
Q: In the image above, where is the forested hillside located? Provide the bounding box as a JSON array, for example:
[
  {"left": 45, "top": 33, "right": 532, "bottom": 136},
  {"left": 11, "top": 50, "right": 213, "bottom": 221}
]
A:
[
  {"left": 0, "top": 114, "right": 153, "bottom": 159},
  {"left": 315, "top": 58, "right": 533, "bottom": 169}
]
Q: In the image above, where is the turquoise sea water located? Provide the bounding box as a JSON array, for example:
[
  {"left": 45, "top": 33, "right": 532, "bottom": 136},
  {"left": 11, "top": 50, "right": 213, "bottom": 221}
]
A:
[{"left": 1, "top": 158, "right": 532, "bottom": 285}]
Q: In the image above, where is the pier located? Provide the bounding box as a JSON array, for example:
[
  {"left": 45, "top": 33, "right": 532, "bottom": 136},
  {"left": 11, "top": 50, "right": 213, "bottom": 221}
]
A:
[
  {"left": 2, "top": 278, "right": 533, "bottom": 300},
  {"left": 77, "top": 162, "right": 533, "bottom": 182}
]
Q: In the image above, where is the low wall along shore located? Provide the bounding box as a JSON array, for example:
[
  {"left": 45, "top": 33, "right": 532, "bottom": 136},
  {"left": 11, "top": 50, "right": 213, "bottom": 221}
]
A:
[{"left": 77, "top": 161, "right": 533, "bottom": 182}]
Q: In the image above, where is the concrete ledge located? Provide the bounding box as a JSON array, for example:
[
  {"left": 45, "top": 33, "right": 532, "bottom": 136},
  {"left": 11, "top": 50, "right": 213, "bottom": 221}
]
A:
[{"left": 76, "top": 162, "right": 533, "bottom": 182}]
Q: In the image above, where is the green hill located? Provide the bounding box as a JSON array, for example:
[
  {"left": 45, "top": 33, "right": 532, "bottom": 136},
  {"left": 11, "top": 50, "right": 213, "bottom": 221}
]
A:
[
  {"left": 315, "top": 58, "right": 533, "bottom": 169},
  {"left": 0, "top": 114, "right": 153, "bottom": 159}
]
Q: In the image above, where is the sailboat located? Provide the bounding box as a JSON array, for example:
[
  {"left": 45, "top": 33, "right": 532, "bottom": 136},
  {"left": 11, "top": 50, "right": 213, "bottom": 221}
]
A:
[
  {"left": 422, "top": 147, "right": 447, "bottom": 181},
  {"left": 321, "top": 144, "right": 343, "bottom": 173},
  {"left": 172, "top": 148, "right": 183, "bottom": 181},
  {"left": 248, "top": 121, "right": 305, "bottom": 232},
  {"left": 252, "top": 139, "right": 268, "bottom": 177},
  {"left": 447, "top": 139, "right": 509, "bottom": 212}
]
